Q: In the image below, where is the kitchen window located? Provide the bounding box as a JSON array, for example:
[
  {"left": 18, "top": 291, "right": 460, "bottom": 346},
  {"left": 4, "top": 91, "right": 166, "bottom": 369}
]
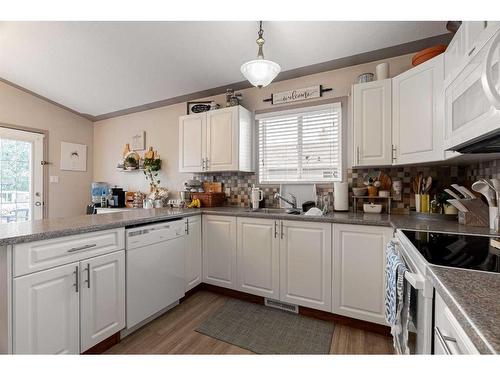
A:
[{"left": 256, "top": 102, "right": 343, "bottom": 184}]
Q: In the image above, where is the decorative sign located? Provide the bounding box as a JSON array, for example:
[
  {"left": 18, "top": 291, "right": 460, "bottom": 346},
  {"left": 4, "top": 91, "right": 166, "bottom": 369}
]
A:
[
  {"left": 263, "top": 85, "right": 334, "bottom": 105},
  {"left": 131, "top": 131, "right": 145, "bottom": 151}
]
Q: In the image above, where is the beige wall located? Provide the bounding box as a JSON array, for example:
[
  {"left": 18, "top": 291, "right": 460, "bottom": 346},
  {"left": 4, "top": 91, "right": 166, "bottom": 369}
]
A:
[
  {"left": 94, "top": 54, "right": 414, "bottom": 198},
  {"left": 0, "top": 81, "right": 94, "bottom": 218}
]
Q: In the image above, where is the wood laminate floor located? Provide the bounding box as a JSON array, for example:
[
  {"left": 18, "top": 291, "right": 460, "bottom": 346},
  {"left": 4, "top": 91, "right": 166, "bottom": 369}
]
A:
[{"left": 106, "top": 290, "right": 394, "bottom": 355}]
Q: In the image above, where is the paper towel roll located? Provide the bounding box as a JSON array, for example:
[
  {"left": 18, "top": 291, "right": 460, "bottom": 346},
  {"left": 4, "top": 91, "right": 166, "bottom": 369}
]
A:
[{"left": 334, "top": 182, "right": 349, "bottom": 211}]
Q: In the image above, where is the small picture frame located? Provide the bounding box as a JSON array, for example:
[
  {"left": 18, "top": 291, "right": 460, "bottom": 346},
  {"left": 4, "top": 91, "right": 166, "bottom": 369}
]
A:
[
  {"left": 187, "top": 101, "right": 212, "bottom": 115},
  {"left": 131, "top": 131, "right": 145, "bottom": 151}
]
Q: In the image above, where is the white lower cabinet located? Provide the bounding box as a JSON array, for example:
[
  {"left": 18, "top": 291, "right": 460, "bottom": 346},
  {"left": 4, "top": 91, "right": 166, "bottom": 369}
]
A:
[
  {"left": 236, "top": 217, "right": 279, "bottom": 299},
  {"left": 185, "top": 216, "right": 202, "bottom": 292},
  {"left": 12, "top": 230, "right": 126, "bottom": 354},
  {"left": 14, "top": 262, "right": 80, "bottom": 354},
  {"left": 279, "top": 220, "right": 332, "bottom": 312},
  {"left": 80, "top": 251, "right": 125, "bottom": 352},
  {"left": 202, "top": 215, "right": 237, "bottom": 288},
  {"left": 332, "top": 224, "right": 393, "bottom": 325}
]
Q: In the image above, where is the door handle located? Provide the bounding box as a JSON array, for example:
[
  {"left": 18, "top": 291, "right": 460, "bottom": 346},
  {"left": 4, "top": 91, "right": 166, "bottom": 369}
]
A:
[
  {"left": 435, "top": 327, "right": 457, "bottom": 355},
  {"left": 404, "top": 271, "right": 425, "bottom": 290},
  {"left": 34, "top": 201, "right": 42, "bottom": 206},
  {"left": 85, "top": 263, "right": 91, "bottom": 289},
  {"left": 73, "top": 266, "right": 79, "bottom": 293},
  {"left": 67, "top": 244, "right": 97, "bottom": 253}
]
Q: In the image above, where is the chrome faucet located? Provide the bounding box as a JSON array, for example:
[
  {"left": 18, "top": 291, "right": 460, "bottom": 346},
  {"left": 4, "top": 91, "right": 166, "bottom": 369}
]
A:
[{"left": 274, "top": 192, "right": 300, "bottom": 214}]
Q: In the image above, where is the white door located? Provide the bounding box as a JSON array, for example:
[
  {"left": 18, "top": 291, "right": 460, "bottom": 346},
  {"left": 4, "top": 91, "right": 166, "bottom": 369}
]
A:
[
  {"left": 279, "top": 220, "right": 332, "bottom": 312},
  {"left": 185, "top": 216, "right": 202, "bottom": 292},
  {"left": 202, "top": 215, "right": 237, "bottom": 289},
  {"left": 352, "top": 79, "right": 393, "bottom": 166},
  {"left": 332, "top": 224, "right": 393, "bottom": 325},
  {"left": 206, "top": 107, "right": 238, "bottom": 171},
  {"left": 178, "top": 113, "right": 206, "bottom": 172},
  {"left": 80, "top": 251, "right": 125, "bottom": 352},
  {"left": 392, "top": 54, "right": 445, "bottom": 164},
  {"left": 13, "top": 262, "right": 80, "bottom": 354},
  {"left": 0, "top": 126, "right": 44, "bottom": 223},
  {"left": 237, "top": 217, "right": 279, "bottom": 299}
]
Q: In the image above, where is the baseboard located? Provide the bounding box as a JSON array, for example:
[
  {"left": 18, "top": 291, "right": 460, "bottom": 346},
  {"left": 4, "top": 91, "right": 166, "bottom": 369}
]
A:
[{"left": 82, "top": 332, "right": 121, "bottom": 354}]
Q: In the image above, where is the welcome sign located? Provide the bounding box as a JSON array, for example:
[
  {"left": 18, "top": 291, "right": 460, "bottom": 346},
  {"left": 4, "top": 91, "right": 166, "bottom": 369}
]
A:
[{"left": 271, "top": 85, "right": 321, "bottom": 105}]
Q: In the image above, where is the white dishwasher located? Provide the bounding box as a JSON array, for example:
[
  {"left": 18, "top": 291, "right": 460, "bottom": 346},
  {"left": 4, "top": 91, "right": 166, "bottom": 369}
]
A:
[{"left": 126, "top": 219, "right": 185, "bottom": 329}]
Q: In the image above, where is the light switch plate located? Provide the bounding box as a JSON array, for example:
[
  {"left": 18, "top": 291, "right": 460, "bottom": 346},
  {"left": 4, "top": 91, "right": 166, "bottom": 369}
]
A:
[{"left": 49, "top": 175, "right": 59, "bottom": 183}]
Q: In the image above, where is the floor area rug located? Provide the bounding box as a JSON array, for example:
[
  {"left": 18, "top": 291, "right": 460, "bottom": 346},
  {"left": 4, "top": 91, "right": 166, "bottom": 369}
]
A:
[{"left": 195, "top": 299, "right": 334, "bottom": 354}]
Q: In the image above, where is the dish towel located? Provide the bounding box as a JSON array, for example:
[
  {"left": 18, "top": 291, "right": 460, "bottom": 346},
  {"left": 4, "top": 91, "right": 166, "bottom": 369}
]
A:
[{"left": 385, "top": 239, "right": 410, "bottom": 354}]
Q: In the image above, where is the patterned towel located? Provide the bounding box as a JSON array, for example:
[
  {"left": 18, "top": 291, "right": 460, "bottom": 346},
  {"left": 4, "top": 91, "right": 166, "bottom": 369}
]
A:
[{"left": 385, "top": 239, "right": 410, "bottom": 353}]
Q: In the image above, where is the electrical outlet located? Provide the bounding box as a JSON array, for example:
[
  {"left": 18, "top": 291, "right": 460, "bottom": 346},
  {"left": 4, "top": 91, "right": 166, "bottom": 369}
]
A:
[{"left": 225, "top": 187, "right": 231, "bottom": 197}]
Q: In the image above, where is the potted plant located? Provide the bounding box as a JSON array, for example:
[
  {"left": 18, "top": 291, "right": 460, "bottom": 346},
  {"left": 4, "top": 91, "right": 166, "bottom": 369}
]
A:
[
  {"left": 143, "top": 154, "right": 162, "bottom": 196},
  {"left": 124, "top": 154, "right": 139, "bottom": 170}
]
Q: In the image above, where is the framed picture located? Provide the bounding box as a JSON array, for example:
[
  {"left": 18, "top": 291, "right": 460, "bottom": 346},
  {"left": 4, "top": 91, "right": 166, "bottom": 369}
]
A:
[
  {"left": 60, "top": 142, "right": 87, "bottom": 171},
  {"left": 131, "top": 131, "right": 145, "bottom": 151},
  {"left": 187, "top": 101, "right": 212, "bottom": 115}
]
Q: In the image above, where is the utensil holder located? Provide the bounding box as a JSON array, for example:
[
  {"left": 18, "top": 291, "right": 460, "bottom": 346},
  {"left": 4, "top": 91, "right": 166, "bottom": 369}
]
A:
[
  {"left": 415, "top": 194, "right": 421, "bottom": 212},
  {"left": 421, "top": 194, "right": 430, "bottom": 213}
]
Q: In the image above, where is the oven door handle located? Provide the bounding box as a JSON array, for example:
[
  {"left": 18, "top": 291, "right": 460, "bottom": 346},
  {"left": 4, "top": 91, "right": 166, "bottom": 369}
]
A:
[{"left": 404, "top": 271, "right": 425, "bottom": 290}]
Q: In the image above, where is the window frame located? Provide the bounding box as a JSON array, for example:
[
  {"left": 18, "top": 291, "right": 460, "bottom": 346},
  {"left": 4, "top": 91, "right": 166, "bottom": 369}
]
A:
[{"left": 255, "top": 97, "right": 346, "bottom": 185}]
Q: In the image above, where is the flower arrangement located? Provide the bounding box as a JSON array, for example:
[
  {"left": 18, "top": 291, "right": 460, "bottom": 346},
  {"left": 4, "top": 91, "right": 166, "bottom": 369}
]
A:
[{"left": 143, "top": 147, "right": 162, "bottom": 196}]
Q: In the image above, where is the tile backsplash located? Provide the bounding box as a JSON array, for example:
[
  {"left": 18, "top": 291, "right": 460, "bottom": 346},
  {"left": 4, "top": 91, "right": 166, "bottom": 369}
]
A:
[{"left": 194, "top": 158, "right": 500, "bottom": 212}]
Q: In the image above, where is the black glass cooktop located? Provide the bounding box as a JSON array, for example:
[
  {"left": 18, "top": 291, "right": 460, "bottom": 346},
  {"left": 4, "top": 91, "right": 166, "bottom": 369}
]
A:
[{"left": 402, "top": 230, "right": 500, "bottom": 273}]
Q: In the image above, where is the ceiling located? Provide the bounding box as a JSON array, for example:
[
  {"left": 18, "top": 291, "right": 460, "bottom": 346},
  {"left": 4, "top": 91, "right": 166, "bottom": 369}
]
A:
[{"left": 0, "top": 21, "right": 448, "bottom": 118}]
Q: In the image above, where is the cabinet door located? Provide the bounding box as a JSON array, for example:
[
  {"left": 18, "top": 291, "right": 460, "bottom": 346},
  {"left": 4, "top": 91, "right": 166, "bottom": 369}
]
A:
[
  {"left": 185, "top": 216, "right": 202, "bottom": 292},
  {"left": 279, "top": 221, "right": 332, "bottom": 312},
  {"left": 332, "top": 224, "right": 393, "bottom": 325},
  {"left": 237, "top": 217, "right": 279, "bottom": 299},
  {"left": 14, "top": 262, "right": 80, "bottom": 354},
  {"left": 206, "top": 107, "right": 239, "bottom": 171},
  {"left": 444, "top": 26, "right": 464, "bottom": 82},
  {"left": 463, "top": 21, "right": 488, "bottom": 58},
  {"left": 179, "top": 113, "right": 206, "bottom": 172},
  {"left": 352, "top": 79, "right": 393, "bottom": 166},
  {"left": 392, "top": 54, "right": 444, "bottom": 164},
  {"left": 202, "top": 215, "right": 237, "bottom": 289},
  {"left": 80, "top": 251, "right": 125, "bottom": 352}
]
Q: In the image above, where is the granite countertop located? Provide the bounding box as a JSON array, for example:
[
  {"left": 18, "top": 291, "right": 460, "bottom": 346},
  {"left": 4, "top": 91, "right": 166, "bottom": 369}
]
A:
[
  {"left": 427, "top": 265, "right": 500, "bottom": 354},
  {"left": 1, "top": 206, "right": 499, "bottom": 353}
]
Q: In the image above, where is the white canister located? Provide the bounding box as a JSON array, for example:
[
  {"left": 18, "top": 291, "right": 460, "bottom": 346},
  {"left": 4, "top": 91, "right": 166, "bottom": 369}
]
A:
[
  {"left": 334, "top": 182, "right": 349, "bottom": 211},
  {"left": 376, "top": 62, "right": 389, "bottom": 80}
]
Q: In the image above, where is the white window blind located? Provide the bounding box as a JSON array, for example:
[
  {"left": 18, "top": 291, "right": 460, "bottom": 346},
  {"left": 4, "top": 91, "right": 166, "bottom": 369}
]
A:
[{"left": 257, "top": 103, "right": 342, "bottom": 183}]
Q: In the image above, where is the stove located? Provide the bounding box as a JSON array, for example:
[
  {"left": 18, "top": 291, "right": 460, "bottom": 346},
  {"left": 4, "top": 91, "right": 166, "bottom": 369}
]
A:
[{"left": 401, "top": 230, "right": 500, "bottom": 273}]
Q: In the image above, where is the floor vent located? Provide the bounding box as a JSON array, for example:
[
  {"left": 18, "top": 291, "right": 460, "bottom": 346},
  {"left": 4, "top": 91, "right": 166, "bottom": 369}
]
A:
[{"left": 264, "top": 298, "right": 299, "bottom": 314}]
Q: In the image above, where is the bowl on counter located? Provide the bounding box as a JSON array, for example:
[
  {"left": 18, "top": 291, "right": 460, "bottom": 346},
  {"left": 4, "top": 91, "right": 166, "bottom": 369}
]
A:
[
  {"left": 363, "top": 203, "right": 382, "bottom": 213},
  {"left": 352, "top": 187, "right": 368, "bottom": 196}
]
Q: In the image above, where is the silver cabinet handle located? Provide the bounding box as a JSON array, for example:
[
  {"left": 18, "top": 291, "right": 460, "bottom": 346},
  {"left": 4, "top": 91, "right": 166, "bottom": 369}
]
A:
[
  {"left": 435, "top": 327, "right": 457, "bottom": 355},
  {"left": 85, "top": 263, "right": 91, "bottom": 289},
  {"left": 468, "top": 46, "right": 476, "bottom": 56},
  {"left": 73, "top": 266, "right": 79, "bottom": 293},
  {"left": 356, "top": 146, "right": 360, "bottom": 165},
  {"left": 392, "top": 145, "right": 397, "bottom": 163},
  {"left": 280, "top": 221, "right": 284, "bottom": 239},
  {"left": 205, "top": 158, "right": 209, "bottom": 170},
  {"left": 67, "top": 244, "right": 97, "bottom": 253},
  {"left": 185, "top": 218, "right": 189, "bottom": 235},
  {"left": 274, "top": 221, "right": 278, "bottom": 238},
  {"left": 201, "top": 158, "right": 206, "bottom": 170}
]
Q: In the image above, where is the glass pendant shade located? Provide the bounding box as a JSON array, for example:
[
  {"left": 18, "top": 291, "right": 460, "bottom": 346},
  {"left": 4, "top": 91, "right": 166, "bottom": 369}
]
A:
[{"left": 240, "top": 58, "right": 281, "bottom": 88}]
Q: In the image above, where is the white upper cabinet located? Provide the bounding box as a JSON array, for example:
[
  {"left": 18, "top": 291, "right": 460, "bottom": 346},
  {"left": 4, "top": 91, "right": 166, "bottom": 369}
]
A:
[
  {"left": 202, "top": 215, "right": 237, "bottom": 289},
  {"left": 185, "top": 216, "right": 202, "bottom": 292},
  {"left": 236, "top": 217, "right": 280, "bottom": 299},
  {"left": 392, "top": 54, "right": 445, "bottom": 164},
  {"left": 179, "top": 106, "right": 253, "bottom": 173},
  {"left": 178, "top": 113, "right": 206, "bottom": 173},
  {"left": 80, "top": 251, "right": 125, "bottom": 352},
  {"left": 332, "top": 224, "right": 393, "bottom": 325},
  {"left": 352, "top": 79, "right": 393, "bottom": 166},
  {"left": 279, "top": 220, "right": 332, "bottom": 312},
  {"left": 14, "top": 262, "right": 80, "bottom": 354}
]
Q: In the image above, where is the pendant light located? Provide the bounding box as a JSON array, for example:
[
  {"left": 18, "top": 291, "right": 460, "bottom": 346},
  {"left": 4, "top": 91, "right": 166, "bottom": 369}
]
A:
[{"left": 240, "top": 21, "right": 281, "bottom": 88}]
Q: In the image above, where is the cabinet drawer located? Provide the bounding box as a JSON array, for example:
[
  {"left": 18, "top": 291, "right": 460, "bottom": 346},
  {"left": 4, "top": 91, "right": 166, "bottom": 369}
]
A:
[
  {"left": 13, "top": 228, "right": 125, "bottom": 277},
  {"left": 434, "top": 292, "right": 478, "bottom": 354}
]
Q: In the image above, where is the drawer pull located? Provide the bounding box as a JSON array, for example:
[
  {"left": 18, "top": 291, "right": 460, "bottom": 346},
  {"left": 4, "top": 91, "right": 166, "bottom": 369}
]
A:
[
  {"left": 67, "top": 244, "right": 97, "bottom": 253},
  {"left": 435, "top": 327, "right": 457, "bottom": 355}
]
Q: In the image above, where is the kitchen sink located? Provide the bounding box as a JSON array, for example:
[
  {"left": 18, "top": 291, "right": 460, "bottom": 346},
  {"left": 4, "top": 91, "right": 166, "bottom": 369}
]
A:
[{"left": 244, "top": 208, "right": 301, "bottom": 215}]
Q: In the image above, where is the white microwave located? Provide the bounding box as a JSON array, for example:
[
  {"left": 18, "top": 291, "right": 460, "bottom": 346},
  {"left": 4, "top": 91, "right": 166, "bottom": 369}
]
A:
[{"left": 445, "top": 28, "right": 500, "bottom": 151}]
